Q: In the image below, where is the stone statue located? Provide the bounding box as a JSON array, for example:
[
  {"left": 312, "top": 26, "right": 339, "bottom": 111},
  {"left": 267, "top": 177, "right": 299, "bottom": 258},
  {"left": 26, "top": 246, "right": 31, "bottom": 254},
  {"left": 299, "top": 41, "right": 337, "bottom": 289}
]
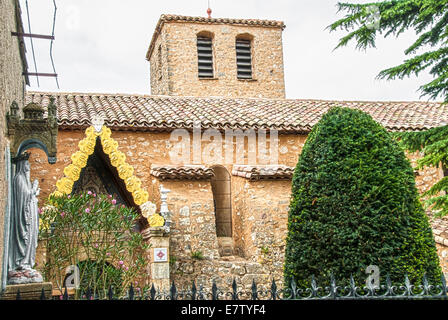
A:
[
  {"left": 160, "top": 185, "right": 172, "bottom": 233},
  {"left": 8, "top": 153, "right": 43, "bottom": 284}
]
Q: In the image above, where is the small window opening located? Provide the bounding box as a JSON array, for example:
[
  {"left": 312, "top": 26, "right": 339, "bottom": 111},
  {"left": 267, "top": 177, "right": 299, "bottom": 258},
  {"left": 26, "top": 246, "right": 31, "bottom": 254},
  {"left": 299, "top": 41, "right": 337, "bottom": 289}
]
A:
[
  {"left": 197, "top": 36, "right": 214, "bottom": 78},
  {"left": 236, "top": 39, "right": 252, "bottom": 79}
]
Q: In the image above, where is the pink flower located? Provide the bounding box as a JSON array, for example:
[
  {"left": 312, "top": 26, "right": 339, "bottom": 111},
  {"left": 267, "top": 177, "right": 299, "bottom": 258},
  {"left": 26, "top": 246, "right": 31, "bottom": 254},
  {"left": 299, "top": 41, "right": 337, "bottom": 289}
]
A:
[
  {"left": 38, "top": 208, "right": 42, "bottom": 215},
  {"left": 94, "top": 243, "right": 98, "bottom": 248},
  {"left": 112, "top": 199, "right": 117, "bottom": 205},
  {"left": 125, "top": 266, "right": 129, "bottom": 271},
  {"left": 106, "top": 252, "right": 111, "bottom": 256},
  {"left": 67, "top": 195, "right": 71, "bottom": 199},
  {"left": 108, "top": 194, "right": 112, "bottom": 199},
  {"left": 118, "top": 260, "right": 124, "bottom": 265},
  {"left": 60, "top": 212, "right": 66, "bottom": 218},
  {"left": 87, "top": 191, "right": 92, "bottom": 195},
  {"left": 93, "top": 193, "right": 96, "bottom": 197},
  {"left": 85, "top": 208, "right": 90, "bottom": 213}
]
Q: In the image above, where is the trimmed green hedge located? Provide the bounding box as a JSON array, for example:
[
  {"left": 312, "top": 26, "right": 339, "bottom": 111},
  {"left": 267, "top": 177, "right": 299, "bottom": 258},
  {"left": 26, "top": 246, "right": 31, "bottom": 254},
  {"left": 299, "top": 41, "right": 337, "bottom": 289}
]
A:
[{"left": 284, "top": 107, "right": 441, "bottom": 288}]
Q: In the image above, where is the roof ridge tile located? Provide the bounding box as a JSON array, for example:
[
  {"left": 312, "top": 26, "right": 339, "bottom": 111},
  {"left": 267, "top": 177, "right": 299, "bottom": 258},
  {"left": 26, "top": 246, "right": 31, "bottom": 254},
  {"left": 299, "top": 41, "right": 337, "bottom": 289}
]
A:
[{"left": 27, "top": 92, "right": 448, "bottom": 133}]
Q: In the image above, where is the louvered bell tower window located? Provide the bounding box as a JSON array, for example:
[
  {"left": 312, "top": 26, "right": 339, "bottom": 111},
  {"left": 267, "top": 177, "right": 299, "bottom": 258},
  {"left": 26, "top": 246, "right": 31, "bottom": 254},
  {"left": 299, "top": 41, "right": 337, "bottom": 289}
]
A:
[
  {"left": 197, "top": 37, "right": 214, "bottom": 78},
  {"left": 236, "top": 39, "right": 252, "bottom": 79}
]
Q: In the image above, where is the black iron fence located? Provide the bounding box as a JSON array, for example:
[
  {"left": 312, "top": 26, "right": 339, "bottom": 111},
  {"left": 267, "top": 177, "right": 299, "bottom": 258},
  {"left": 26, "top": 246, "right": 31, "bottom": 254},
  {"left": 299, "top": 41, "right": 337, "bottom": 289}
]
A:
[{"left": 13, "top": 273, "right": 448, "bottom": 300}]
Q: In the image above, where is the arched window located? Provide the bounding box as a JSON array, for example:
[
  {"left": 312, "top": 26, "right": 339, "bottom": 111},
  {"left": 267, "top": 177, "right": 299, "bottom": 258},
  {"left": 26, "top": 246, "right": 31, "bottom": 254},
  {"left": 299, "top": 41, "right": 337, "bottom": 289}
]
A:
[
  {"left": 211, "top": 166, "right": 232, "bottom": 237},
  {"left": 196, "top": 32, "right": 214, "bottom": 78},
  {"left": 211, "top": 165, "right": 233, "bottom": 256},
  {"left": 235, "top": 34, "right": 254, "bottom": 79}
]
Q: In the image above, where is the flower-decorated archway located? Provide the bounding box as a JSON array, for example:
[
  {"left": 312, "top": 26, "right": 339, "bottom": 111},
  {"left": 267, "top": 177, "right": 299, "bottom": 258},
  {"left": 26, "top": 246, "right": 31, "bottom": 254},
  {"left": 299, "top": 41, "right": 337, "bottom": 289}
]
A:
[{"left": 52, "top": 124, "right": 164, "bottom": 227}]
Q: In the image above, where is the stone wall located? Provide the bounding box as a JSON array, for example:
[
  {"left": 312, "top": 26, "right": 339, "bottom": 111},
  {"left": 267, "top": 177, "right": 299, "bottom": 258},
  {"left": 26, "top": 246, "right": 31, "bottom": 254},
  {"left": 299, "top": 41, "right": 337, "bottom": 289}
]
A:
[
  {"left": 154, "top": 177, "right": 292, "bottom": 291},
  {"left": 160, "top": 179, "right": 220, "bottom": 262},
  {"left": 233, "top": 178, "right": 290, "bottom": 262},
  {"left": 149, "top": 21, "right": 286, "bottom": 99},
  {"left": 408, "top": 150, "right": 445, "bottom": 194},
  {"left": 30, "top": 128, "right": 447, "bottom": 292},
  {"left": 149, "top": 27, "right": 169, "bottom": 96},
  {"left": 436, "top": 244, "right": 448, "bottom": 276},
  {"left": 0, "top": 0, "right": 27, "bottom": 291}
]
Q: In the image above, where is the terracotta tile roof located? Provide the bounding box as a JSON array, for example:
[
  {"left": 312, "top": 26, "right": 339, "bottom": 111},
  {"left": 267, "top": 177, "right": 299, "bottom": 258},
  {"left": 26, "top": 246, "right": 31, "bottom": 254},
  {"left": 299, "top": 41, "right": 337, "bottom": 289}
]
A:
[
  {"left": 232, "top": 165, "right": 294, "bottom": 181},
  {"left": 150, "top": 165, "right": 215, "bottom": 180},
  {"left": 146, "top": 14, "right": 286, "bottom": 59},
  {"left": 26, "top": 91, "right": 448, "bottom": 133}
]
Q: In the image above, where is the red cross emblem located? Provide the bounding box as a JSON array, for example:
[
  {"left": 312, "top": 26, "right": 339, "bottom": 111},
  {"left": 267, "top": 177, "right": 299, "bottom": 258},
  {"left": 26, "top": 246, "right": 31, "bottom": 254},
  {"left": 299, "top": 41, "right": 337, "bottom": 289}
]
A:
[{"left": 156, "top": 250, "right": 165, "bottom": 259}]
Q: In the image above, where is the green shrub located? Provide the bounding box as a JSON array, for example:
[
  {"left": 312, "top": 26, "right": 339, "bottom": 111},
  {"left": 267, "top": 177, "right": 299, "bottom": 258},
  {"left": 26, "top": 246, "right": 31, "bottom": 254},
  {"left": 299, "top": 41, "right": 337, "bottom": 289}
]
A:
[
  {"left": 191, "top": 251, "right": 205, "bottom": 260},
  {"left": 39, "top": 192, "right": 150, "bottom": 298},
  {"left": 284, "top": 107, "right": 441, "bottom": 289}
]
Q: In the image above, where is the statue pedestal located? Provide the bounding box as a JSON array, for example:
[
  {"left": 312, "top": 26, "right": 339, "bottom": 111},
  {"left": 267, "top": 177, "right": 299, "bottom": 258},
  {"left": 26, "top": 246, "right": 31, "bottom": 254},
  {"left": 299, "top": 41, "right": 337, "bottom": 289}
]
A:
[
  {"left": 0, "top": 282, "right": 52, "bottom": 300},
  {"left": 8, "top": 269, "right": 43, "bottom": 284}
]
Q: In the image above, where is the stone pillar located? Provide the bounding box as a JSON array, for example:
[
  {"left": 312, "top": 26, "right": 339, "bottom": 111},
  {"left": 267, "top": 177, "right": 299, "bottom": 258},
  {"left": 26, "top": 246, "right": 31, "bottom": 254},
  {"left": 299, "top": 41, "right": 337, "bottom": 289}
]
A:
[{"left": 142, "top": 227, "right": 170, "bottom": 292}]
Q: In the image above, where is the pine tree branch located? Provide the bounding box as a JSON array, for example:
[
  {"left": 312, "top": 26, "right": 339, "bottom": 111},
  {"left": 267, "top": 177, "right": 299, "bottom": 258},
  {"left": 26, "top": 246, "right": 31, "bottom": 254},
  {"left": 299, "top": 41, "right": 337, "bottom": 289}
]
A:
[
  {"left": 418, "top": 70, "right": 448, "bottom": 99},
  {"left": 377, "top": 47, "right": 448, "bottom": 79},
  {"left": 329, "top": 0, "right": 423, "bottom": 50},
  {"left": 405, "top": 12, "right": 448, "bottom": 55}
]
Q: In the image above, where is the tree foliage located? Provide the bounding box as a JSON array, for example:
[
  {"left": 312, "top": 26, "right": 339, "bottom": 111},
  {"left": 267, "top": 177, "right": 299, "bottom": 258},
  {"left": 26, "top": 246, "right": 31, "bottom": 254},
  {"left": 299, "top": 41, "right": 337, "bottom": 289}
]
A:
[
  {"left": 284, "top": 107, "right": 441, "bottom": 288},
  {"left": 329, "top": 0, "right": 448, "bottom": 216},
  {"left": 395, "top": 126, "right": 448, "bottom": 216},
  {"left": 329, "top": 0, "right": 448, "bottom": 100}
]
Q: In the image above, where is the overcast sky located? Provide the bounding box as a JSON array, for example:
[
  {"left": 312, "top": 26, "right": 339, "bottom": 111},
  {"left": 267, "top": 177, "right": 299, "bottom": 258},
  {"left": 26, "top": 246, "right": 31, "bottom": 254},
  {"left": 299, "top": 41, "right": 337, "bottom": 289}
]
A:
[{"left": 19, "top": 0, "right": 436, "bottom": 102}]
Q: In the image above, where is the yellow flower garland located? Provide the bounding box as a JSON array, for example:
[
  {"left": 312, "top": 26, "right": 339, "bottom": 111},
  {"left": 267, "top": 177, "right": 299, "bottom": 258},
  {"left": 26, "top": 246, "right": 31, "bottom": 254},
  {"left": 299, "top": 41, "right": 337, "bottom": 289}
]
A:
[
  {"left": 148, "top": 214, "right": 165, "bottom": 227},
  {"left": 51, "top": 125, "right": 158, "bottom": 225},
  {"left": 109, "top": 150, "right": 126, "bottom": 168}
]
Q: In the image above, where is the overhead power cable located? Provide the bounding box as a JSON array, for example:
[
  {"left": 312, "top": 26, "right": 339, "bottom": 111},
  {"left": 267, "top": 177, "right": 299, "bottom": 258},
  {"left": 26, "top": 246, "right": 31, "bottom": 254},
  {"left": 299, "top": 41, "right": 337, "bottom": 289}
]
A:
[
  {"left": 49, "top": 0, "right": 59, "bottom": 88},
  {"left": 25, "top": 0, "right": 39, "bottom": 86},
  {"left": 17, "top": 0, "right": 59, "bottom": 87}
]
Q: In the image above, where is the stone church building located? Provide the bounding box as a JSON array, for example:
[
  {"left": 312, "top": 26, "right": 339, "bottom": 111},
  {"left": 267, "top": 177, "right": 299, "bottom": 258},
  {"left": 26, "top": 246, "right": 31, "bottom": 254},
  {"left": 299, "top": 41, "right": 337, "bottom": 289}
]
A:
[{"left": 18, "top": 14, "right": 448, "bottom": 290}]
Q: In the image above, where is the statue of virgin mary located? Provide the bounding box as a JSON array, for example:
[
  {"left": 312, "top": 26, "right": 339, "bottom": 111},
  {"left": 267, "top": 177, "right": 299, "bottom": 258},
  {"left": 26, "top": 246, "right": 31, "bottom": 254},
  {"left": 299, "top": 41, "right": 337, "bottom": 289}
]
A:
[{"left": 8, "top": 152, "right": 43, "bottom": 284}]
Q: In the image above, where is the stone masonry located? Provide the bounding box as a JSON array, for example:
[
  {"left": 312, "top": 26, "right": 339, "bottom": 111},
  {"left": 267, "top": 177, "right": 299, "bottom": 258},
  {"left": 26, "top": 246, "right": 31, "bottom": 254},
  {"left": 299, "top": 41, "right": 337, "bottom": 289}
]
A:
[
  {"left": 29, "top": 129, "right": 445, "bottom": 292},
  {"left": 0, "top": 0, "right": 27, "bottom": 292},
  {"left": 147, "top": 16, "right": 286, "bottom": 99}
]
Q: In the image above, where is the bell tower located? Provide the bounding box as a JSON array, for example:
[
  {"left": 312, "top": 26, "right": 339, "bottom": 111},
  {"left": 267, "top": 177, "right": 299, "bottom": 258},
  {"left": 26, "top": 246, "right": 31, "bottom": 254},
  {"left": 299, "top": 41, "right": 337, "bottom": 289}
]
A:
[{"left": 146, "top": 14, "right": 286, "bottom": 99}]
